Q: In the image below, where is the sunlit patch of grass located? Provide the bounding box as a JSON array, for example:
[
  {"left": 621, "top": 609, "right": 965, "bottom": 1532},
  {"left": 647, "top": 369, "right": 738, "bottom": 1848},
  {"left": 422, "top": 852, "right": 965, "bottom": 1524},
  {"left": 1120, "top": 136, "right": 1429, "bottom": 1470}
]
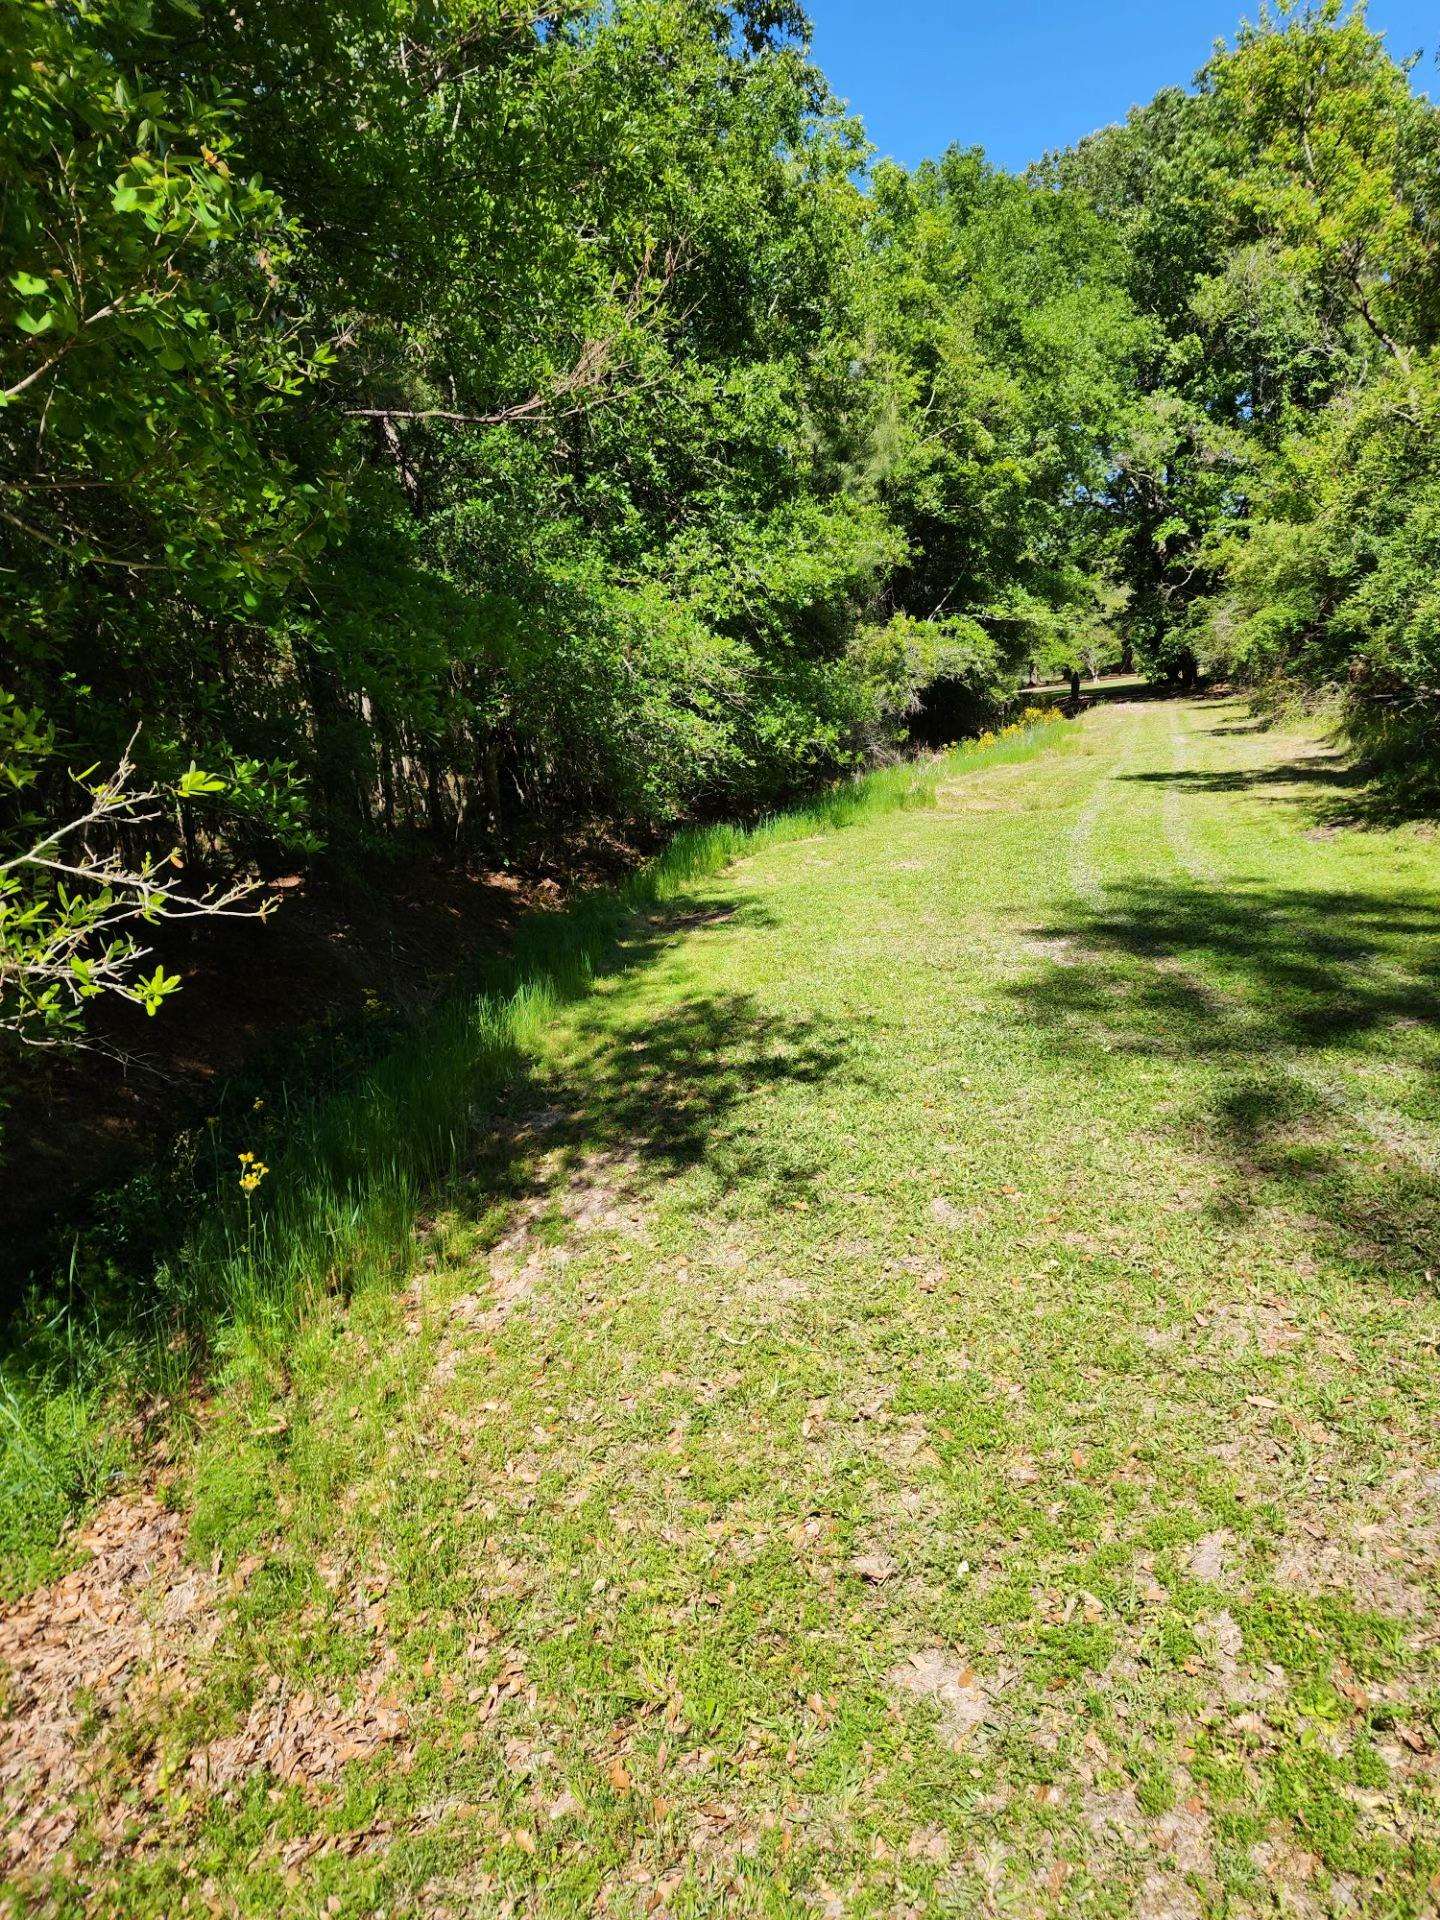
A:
[{"left": 1234, "top": 1588, "right": 1406, "bottom": 1681}]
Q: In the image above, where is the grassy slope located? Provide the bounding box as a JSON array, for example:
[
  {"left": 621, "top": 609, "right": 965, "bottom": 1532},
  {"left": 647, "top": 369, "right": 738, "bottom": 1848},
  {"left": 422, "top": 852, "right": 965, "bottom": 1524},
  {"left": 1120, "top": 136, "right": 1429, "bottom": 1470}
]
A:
[
  {"left": 7, "top": 695, "right": 1440, "bottom": 1916},
  {"left": 0, "top": 729, "right": 1052, "bottom": 1590}
]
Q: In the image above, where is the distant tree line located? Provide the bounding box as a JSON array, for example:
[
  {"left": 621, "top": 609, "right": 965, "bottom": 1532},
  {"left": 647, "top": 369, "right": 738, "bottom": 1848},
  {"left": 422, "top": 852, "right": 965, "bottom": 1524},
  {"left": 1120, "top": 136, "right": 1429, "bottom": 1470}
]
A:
[
  {"left": 2, "top": 0, "right": 1435, "bottom": 1045},
  {"left": 1052, "top": 1, "right": 1440, "bottom": 764}
]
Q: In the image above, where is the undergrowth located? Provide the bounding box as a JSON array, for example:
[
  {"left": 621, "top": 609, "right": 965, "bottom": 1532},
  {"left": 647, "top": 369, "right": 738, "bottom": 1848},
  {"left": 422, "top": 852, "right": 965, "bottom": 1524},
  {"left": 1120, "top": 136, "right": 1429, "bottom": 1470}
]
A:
[{"left": 0, "top": 712, "right": 1066, "bottom": 1594}]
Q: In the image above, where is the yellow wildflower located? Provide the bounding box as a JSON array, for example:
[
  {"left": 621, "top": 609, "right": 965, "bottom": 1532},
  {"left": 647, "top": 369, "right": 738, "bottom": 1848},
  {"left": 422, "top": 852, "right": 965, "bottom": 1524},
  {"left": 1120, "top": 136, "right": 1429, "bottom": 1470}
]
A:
[{"left": 237, "top": 1148, "right": 270, "bottom": 1196}]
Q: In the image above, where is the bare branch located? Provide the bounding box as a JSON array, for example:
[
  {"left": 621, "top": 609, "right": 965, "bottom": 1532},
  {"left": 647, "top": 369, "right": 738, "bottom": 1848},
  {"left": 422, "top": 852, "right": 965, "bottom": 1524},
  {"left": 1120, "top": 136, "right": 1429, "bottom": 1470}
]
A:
[{"left": 0, "top": 730, "right": 276, "bottom": 1049}]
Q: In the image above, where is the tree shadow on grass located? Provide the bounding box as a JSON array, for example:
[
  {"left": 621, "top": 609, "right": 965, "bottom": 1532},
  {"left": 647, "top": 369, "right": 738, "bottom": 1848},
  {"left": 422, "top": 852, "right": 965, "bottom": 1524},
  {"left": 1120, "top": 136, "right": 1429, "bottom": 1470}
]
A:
[
  {"left": 1119, "top": 756, "right": 1359, "bottom": 802},
  {"left": 1123, "top": 710, "right": 1440, "bottom": 830},
  {"left": 1008, "top": 879, "right": 1440, "bottom": 1290},
  {"left": 461, "top": 980, "right": 865, "bottom": 1244},
  {"left": 1, "top": 891, "right": 797, "bottom": 1344}
]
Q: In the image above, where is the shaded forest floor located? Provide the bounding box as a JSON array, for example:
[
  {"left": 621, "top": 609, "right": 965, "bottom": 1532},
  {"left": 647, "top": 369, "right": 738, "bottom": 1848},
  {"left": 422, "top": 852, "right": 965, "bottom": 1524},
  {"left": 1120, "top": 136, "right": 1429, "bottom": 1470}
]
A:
[
  {"left": 4, "top": 695, "right": 1440, "bottom": 1917},
  {"left": 0, "top": 841, "right": 638, "bottom": 1258}
]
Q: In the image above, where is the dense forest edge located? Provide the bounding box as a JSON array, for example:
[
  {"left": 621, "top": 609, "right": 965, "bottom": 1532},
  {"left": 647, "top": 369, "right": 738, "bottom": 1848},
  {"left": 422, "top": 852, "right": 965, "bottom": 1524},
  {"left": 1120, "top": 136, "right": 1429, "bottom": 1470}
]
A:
[{"left": 3, "top": 0, "right": 1440, "bottom": 1572}]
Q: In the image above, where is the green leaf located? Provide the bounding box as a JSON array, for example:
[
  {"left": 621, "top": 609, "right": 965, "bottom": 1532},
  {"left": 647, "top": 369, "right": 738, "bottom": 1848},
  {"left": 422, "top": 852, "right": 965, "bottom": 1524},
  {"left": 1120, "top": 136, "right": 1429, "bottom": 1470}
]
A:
[
  {"left": 138, "top": 966, "right": 182, "bottom": 1015},
  {"left": 175, "top": 764, "right": 227, "bottom": 798}
]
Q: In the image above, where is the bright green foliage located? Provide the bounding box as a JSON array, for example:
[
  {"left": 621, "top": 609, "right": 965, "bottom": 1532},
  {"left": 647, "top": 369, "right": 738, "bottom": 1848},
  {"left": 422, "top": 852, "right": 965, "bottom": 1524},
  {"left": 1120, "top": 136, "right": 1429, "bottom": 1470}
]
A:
[
  {"left": 138, "top": 0, "right": 908, "bottom": 838},
  {"left": 6, "top": 0, "right": 1440, "bottom": 1062},
  {"left": 0, "top": 0, "right": 317, "bottom": 1042},
  {"left": 0, "top": 0, "right": 330, "bottom": 808},
  {"left": 1213, "top": 3, "right": 1440, "bottom": 369},
  {"left": 0, "top": 702, "right": 264, "bottom": 1048},
  {"left": 1198, "top": 7, "right": 1440, "bottom": 766},
  {"left": 847, "top": 613, "right": 1001, "bottom": 745},
  {"left": 1213, "top": 357, "right": 1440, "bottom": 771},
  {"left": 863, "top": 148, "right": 1144, "bottom": 690},
  {"left": 3, "top": 0, "right": 1141, "bottom": 1061},
  {"left": 1058, "top": 2, "right": 1440, "bottom": 749}
]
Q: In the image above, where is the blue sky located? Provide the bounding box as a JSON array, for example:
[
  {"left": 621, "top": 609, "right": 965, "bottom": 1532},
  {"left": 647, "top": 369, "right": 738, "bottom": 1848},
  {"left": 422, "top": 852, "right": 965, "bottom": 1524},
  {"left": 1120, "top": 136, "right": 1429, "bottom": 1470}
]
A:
[{"left": 806, "top": 2, "right": 1438, "bottom": 173}]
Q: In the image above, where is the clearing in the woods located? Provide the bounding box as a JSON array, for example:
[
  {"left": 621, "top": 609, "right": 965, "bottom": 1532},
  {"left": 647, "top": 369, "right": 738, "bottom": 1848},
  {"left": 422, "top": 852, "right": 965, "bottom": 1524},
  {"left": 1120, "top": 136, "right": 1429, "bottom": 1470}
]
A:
[{"left": 4, "top": 692, "right": 1440, "bottom": 1918}]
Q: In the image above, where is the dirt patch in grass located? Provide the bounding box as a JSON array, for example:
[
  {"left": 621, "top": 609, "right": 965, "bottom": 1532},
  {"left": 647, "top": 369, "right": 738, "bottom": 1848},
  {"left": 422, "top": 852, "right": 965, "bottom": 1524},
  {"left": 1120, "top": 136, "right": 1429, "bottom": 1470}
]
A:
[
  {"left": 0, "top": 1489, "right": 218, "bottom": 1872},
  {"left": 1017, "top": 930, "right": 1088, "bottom": 967},
  {"left": 498, "top": 1140, "right": 650, "bottom": 1273},
  {"left": 886, "top": 1649, "right": 1014, "bottom": 1747},
  {"left": 187, "top": 1656, "right": 408, "bottom": 1791},
  {"left": 433, "top": 1147, "right": 652, "bottom": 1383},
  {"left": 0, "top": 1486, "right": 412, "bottom": 1881},
  {"left": 1269, "top": 1471, "right": 1440, "bottom": 1625},
  {"left": 1186, "top": 1529, "right": 1239, "bottom": 1585},
  {"left": 1081, "top": 1781, "right": 1215, "bottom": 1920},
  {"left": 1199, "top": 1297, "right": 1304, "bottom": 1357}
]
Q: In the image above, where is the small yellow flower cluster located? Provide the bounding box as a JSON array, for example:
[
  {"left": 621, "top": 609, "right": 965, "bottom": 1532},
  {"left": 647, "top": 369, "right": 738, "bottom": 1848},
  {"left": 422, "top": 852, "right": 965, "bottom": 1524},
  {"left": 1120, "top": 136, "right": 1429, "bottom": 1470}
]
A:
[
  {"left": 973, "top": 707, "right": 1053, "bottom": 751},
  {"left": 238, "top": 1150, "right": 270, "bottom": 1194}
]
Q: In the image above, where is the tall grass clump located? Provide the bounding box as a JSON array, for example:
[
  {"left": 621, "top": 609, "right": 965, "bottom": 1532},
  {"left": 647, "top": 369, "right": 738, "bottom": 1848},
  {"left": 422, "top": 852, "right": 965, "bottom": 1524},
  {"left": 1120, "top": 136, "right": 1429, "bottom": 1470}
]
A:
[{"left": 0, "top": 712, "right": 1065, "bottom": 1588}]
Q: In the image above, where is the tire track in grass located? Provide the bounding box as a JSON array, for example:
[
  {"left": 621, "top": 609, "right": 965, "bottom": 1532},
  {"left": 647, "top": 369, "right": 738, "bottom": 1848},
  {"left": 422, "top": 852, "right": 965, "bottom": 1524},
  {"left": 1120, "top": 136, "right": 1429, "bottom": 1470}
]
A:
[
  {"left": 1161, "top": 708, "right": 1220, "bottom": 887},
  {"left": 1067, "top": 705, "right": 1147, "bottom": 914}
]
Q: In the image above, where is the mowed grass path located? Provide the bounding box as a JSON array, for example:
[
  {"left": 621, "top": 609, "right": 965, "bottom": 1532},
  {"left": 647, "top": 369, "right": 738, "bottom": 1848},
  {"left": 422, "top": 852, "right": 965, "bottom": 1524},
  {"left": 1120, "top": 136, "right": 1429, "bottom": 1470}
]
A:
[{"left": 10, "top": 695, "right": 1440, "bottom": 1917}]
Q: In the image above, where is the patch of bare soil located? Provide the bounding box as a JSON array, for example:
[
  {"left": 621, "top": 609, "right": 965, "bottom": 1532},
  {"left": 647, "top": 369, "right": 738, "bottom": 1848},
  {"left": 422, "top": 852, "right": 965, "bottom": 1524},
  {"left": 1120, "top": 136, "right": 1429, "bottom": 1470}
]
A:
[
  {"left": 1081, "top": 1779, "right": 1214, "bottom": 1920},
  {"left": 433, "top": 1147, "right": 651, "bottom": 1386},
  {"left": 1270, "top": 1466, "right": 1440, "bottom": 1625},
  {"left": 187, "top": 1658, "right": 407, "bottom": 1791},
  {"left": 1186, "top": 1529, "right": 1238, "bottom": 1585},
  {"left": 1017, "top": 931, "right": 1086, "bottom": 968},
  {"left": 1199, "top": 1297, "right": 1304, "bottom": 1358},
  {"left": 886, "top": 1649, "right": 1013, "bottom": 1747}
]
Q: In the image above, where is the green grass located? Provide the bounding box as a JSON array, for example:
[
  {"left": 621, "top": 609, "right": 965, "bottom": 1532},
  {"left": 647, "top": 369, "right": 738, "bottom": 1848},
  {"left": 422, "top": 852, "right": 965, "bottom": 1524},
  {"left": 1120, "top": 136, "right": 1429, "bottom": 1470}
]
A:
[
  {"left": 0, "top": 713, "right": 1064, "bottom": 1593},
  {"left": 5, "top": 694, "right": 1440, "bottom": 1917}
]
